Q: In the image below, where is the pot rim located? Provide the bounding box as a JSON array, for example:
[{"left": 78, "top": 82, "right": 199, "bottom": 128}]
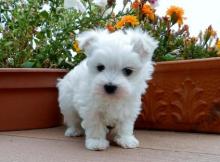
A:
[
  {"left": 156, "top": 57, "right": 220, "bottom": 65},
  {"left": 154, "top": 57, "right": 220, "bottom": 72},
  {"left": 0, "top": 68, "right": 68, "bottom": 73},
  {"left": 1, "top": 57, "right": 220, "bottom": 72}
]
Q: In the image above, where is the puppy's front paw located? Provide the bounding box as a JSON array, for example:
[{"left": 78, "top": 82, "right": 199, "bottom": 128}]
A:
[
  {"left": 64, "top": 127, "right": 83, "bottom": 137},
  {"left": 114, "top": 135, "right": 139, "bottom": 149},
  {"left": 86, "top": 138, "right": 109, "bottom": 151}
]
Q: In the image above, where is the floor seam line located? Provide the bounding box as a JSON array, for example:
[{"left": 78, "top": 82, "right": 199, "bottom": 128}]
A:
[
  {"left": 1, "top": 134, "right": 220, "bottom": 156},
  {"left": 138, "top": 146, "right": 220, "bottom": 157}
]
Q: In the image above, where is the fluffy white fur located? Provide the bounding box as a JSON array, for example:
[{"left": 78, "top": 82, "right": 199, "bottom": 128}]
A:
[{"left": 57, "top": 28, "right": 158, "bottom": 150}]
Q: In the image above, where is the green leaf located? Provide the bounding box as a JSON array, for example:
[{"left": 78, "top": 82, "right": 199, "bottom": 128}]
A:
[
  {"left": 171, "top": 13, "right": 178, "bottom": 25},
  {"left": 36, "top": 32, "right": 46, "bottom": 40},
  {"left": 40, "top": 11, "right": 49, "bottom": 19},
  {"left": 5, "top": 41, "right": 13, "bottom": 46},
  {"left": 21, "top": 61, "right": 35, "bottom": 68},
  {"left": 161, "top": 53, "right": 176, "bottom": 61}
]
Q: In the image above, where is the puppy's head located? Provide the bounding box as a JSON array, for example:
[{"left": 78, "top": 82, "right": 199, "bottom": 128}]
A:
[{"left": 78, "top": 28, "right": 158, "bottom": 99}]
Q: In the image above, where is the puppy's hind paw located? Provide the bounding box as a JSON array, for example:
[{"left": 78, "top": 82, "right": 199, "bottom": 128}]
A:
[
  {"left": 114, "top": 135, "right": 139, "bottom": 149},
  {"left": 86, "top": 138, "right": 109, "bottom": 151},
  {"left": 64, "top": 127, "right": 83, "bottom": 137}
]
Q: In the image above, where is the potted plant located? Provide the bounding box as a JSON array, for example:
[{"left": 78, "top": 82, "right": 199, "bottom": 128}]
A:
[
  {"left": 0, "top": 0, "right": 73, "bottom": 130},
  {"left": 1, "top": 0, "right": 220, "bottom": 133}
]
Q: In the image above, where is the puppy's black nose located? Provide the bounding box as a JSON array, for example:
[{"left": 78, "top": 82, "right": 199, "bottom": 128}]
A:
[{"left": 104, "top": 83, "right": 117, "bottom": 94}]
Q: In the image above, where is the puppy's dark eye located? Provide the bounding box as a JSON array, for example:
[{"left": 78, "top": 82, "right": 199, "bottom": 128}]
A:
[
  {"left": 122, "top": 68, "right": 133, "bottom": 76},
  {"left": 97, "top": 64, "right": 105, "bottom": 72}
]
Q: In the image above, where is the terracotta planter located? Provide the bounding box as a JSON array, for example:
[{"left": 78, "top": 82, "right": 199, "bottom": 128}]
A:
[
  {"left": 1, "top": 58, "right": 220, "bottom": 133},
  {"left": 0, "top": 68, "right": 66, "bottom": 131},
  {"left": 136, "top": 58, "right": 220, "bottom": 133}
]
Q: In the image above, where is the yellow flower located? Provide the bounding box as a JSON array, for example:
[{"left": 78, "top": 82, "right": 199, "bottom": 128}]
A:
[
  {"left": 73, "top": 41, "right": 80, "bottom": 52},
  {"left": 115, "top": 15, "right": 139, "bottom": 29},
  {"left": 142, "top": 4, "right": 155, "bottom": 21},
  {"left": 205, "top": 25, "right": 217, "bottom": 38},
  {"left": 216, "top": 40, "right": 220, "bottom": 49},
  {"left": 215, "top": 40, "right": 220, "bottom": 57},
  {"left": 166, "top": 6, "right": 184, "bottom": 26}
]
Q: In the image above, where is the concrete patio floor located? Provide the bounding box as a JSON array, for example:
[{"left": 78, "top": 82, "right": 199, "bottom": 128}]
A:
[{"left": 1, "top": 127, "right": 220, "bottom": 162}]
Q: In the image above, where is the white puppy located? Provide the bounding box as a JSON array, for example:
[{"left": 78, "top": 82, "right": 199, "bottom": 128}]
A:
[{"left": 57, "top": 28, "right": 158, "bottom": 150}]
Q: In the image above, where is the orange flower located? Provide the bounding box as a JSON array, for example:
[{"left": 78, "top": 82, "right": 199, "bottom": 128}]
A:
[
  {"left": 106, "top": 24, "right": 115, "bottom": 32},
  {"left": 131, "top": 0, "right": 140, "bottom": 9},
  {"left": 166, "top": 6, "right": 184, "bottom": 26},
  {"left": 142, "top": 4, "right": 155, "bottom": 21},
  {"left": 115, "top": 15, "right": 139, "bottom": 29}
]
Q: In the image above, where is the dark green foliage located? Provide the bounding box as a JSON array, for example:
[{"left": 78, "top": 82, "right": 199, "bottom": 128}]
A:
[
  {"left": 0, "top": 0, "right": 218, "bottom": 69},
  {"left": 0, "top": 0, "right": 80, "bottom": 68}
]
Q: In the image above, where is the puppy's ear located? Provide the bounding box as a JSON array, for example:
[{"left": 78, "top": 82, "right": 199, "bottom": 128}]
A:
[
  {"left": 128, "top": 28, "right": 158, "bottom": 61},
  {"left": 77, "top": 30, "right": 98, "bottom": 55},
  {"left": 77, "top": 29, "right": 108, "bottom": 56}
]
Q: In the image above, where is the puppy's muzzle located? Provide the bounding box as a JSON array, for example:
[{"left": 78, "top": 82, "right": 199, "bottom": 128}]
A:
[{"left": 104, "top": 83, "right": 117, "bottom": 94}]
